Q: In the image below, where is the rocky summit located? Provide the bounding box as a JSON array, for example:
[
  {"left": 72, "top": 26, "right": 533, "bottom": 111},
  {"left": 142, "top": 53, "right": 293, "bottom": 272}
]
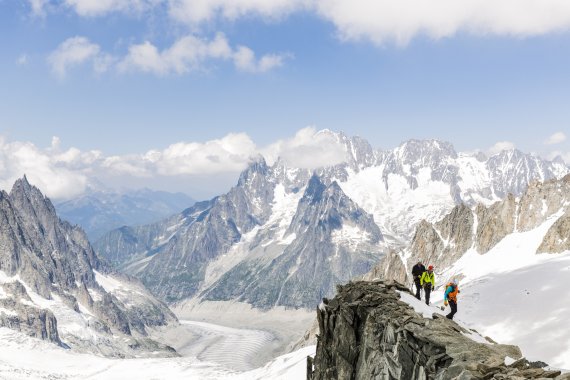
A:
[{"left": 308, "top": 280, "right": 568, "bottom": 380}]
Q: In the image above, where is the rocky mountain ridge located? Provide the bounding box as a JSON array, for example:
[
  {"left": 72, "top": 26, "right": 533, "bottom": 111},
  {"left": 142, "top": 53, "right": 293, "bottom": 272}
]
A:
[
  {"left": 308, "top": 280, "right": 568, "bottom": 379},
  {"left": 0, "top": 177, "right": 177, "bottom": 357},
  {"left": 372, "top": 174, "right": 570, "bottom": 286}
]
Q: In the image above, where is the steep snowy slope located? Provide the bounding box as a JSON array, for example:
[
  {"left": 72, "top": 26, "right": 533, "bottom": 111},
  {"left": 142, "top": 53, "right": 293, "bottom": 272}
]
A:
[{"left": 448, "top": 252, "right": 570, "bottom": 369}]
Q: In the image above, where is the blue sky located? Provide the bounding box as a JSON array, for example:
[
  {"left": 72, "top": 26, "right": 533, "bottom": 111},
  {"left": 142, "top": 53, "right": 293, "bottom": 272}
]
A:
[{"left": 1, "top": 0, "right": 570, "bottom": 199}]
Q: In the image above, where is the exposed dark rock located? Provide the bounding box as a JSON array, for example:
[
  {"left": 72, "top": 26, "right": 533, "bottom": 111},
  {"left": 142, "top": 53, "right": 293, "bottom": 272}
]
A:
[
  {"left": 308, "top": 281, "right": 565, "bottom": 380},
  {"left": 0, "top": 282, "right": 60, "bottom": 344}
]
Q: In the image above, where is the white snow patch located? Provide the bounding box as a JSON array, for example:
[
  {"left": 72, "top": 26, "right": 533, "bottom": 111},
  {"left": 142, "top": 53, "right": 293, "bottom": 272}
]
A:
[
  {"left": 339, "top": 166, "right": 454, "bottom": 243},
  {"left": 331, "top": 224, "right": 371, "bottom": 249},
  {"left": 279, "top": 233, "right": 296, "bottom": 245},
  {"left": 504, "top": 356, "right": 516, "bottom": 366},
  {"left": 396, "top": 290, "right": 445, "bottom": 319},
  {"left": 88, "top": 288, "right": 104, "bottom": 302},
  {"left": 0, "top": 307, "right": 18, "bottom": 317},
  {"left": 456, "top": 154, "right": 496, "bottom": 205},
  {"left": 0, "top": 271, "right": 19, "bottom": 284},
  {"left": 202, "top": 226, "right": 261, "bottom": 288},
  {"left": 94, "top": 271, "right": 123, "bottom": 293}
]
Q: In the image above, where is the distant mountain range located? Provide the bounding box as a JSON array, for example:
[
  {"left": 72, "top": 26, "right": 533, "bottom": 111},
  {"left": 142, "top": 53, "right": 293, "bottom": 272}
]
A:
[
  {"left": 55, "top": 189, "right": 195, "bottom": 240},
  {"left": 93, "top": 131, "right": 570, "bottom": 309}
]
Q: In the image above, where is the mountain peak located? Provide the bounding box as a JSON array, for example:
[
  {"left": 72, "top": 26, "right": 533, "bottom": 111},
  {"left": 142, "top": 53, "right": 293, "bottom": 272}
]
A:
[
  {"left": 237, "top": 156, "right": 270, "bottom": 188},
  {"left": 11, "top": 175, "right": 41, "bottom": 199},
  {"left": 302, "top": 174, "right": 327, "bottom": 204},
  {"left": 394, "top": 139, "right": 458, "bottom": 163}
]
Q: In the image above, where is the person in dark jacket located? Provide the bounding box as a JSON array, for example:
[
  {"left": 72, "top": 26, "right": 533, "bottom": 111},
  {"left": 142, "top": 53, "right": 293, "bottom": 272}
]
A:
[
  {"left": 411, "top": 261, "right": 426, "bottom": 300},
  {"left": 420, "top": 265, "right": 435, "bottom": 305}
]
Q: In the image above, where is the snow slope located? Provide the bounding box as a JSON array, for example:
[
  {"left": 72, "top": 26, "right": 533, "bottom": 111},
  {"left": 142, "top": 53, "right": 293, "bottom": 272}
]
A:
[
  {"left": 449, "top": 254, "right": 570, "bottom": 369},
  {"left": 0, "top": 327, "right": 315, "bottom": 380},
  {"left": 418, "top": 215, "right": 570, "bottom": 368}
]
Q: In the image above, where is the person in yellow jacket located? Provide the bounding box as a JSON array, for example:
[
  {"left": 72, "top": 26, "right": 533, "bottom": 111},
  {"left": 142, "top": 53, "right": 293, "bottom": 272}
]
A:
[{"left": 420, "top": 265, "right": 435, "bottom": 305}]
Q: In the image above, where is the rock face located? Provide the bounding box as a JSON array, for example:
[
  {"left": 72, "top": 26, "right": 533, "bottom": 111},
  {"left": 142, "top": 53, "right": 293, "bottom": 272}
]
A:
[
  {"left": 0, "top": 177, "right": 177, "bottom": 356},
  {"left": 378, "top": 175, "right": 570, "bottom": 286},
  {"left": 0, "top": 281, "right": 60, "bottom": 344},
  {"left": 537, "top": 212, "right": 570, "bottom": 253},
  {"left": 200, "top": 175, "right": 384, "bottom": 309},
  {"left": 308, "top": 281, "right": 565, "bottom": 380}
]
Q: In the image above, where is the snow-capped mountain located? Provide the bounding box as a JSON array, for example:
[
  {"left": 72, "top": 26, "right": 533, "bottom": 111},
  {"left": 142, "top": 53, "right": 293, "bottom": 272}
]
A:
[
  {"left": 96, "top": 159, "right": 385, "bottom": 308},
  {"left": 94, "top": 131, "right": 569, "bottom": 310},
  {"left": 0, "top": 177, "right": 177, "bottom": 357},
  {"left": 200, "top": 174, "right": 384, "bottom": 308},
  {"left": 55, "top": 188, "right": 195, "bottom": 240}
]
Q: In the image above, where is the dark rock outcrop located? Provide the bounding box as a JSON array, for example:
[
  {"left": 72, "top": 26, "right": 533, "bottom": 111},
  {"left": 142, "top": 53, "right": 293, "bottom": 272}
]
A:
[
  {"left": 0, "top": 281, "right": 60, "bottom": 344},
  {"left": 308, "top": 281, "right": 565, "bottom": 380}
]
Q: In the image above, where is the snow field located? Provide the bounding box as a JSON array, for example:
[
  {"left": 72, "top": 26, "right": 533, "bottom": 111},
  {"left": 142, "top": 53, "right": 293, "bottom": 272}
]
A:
[
  {"left": 177, "top": 320, "right": 276, "bottom": 371},
  {"left": 417, "top": 213, "right": 570, "bottom": 369},
  {"left": 0, "top": 327, "right": 315, "bottom": 380}
]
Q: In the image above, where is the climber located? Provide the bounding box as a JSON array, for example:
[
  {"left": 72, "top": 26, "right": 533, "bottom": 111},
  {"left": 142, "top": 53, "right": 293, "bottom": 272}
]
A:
[
  {"left": 444, "top": 279, "right": 460, "bottom": 320},
  {"left": 420, "top": 265, "right": 435, "bottom": 305},
  {"left": 411, "top": 260, "right": 426, "bottom": 300}
]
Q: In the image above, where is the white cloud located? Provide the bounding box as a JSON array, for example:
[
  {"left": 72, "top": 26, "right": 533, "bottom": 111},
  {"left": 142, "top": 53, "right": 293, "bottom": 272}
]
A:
[
  {"left": 154, "top": 133, "right": 258, "bottom": 175},
  {"left": 28, "top": 0, "right": 49, "bottom": 16},
  {"left": 315, "top": 0, "right": 570, "bottom": 46},
  {"left": 119, "top": 33, "right": 287, "bottom": 75},
  {"left": 36, "top": 1, "right": 570, "bottom": 47},
  {"left": 233, "top": 46, "right": 287, "bottom": 73},
  {"left": 544, "top": 132, "right": 567, "bottom": 145},
  {"left": 48, "top": 36, "right": 102, "bottom": 77},
  {"left": 118, "top": 33, "right": 233, "bottom": 74},
  {"left": 487, "top": 141, "right": 516, "bottom": 156},
  {"left": 167, "top": 0, "right": 309, "bottom": 24},
  {"left": 262, "top": 127, "right": 348, "bottom": 169},
  {"left": 63, "top": 0, "right": 159, "bottom": 16},
  {"left": 48, "top": 33, "right": 285, "bottom": 77},
  {"left": 0, "top": 133, "right": 259, "bottom": 199},
  {"left": 546, "top": 150, "right": 570, "bottom": 164},
  {"left": 16, "top": 55, "right": 28, "bottom": 66},
  {"left": 0, "top": 137, "right": 91, "bottom": 200},
  {"left": 0, "top": 129, "right": 350, "bottom": 200}
]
